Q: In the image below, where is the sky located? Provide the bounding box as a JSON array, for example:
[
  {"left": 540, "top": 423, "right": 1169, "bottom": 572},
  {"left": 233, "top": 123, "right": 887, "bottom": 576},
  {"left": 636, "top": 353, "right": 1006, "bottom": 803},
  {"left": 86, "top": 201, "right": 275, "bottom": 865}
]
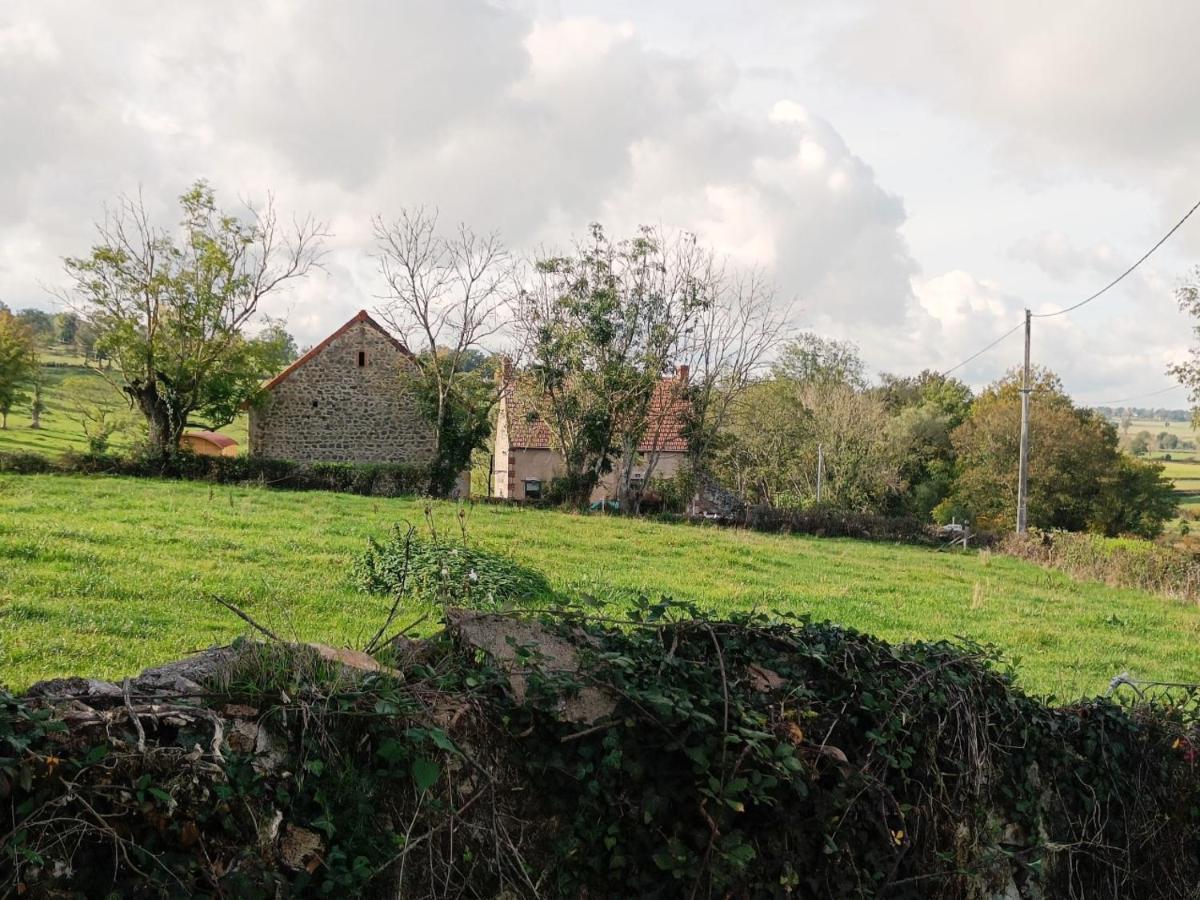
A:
[{"left": 2, "top": 0, "right": 1198, "bottom": 404}]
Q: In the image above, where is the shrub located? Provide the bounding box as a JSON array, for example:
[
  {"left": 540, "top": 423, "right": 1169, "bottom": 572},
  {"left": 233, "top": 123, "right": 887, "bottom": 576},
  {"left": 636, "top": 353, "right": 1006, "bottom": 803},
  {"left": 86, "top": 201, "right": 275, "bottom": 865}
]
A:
[
  {"left": 354, "top": 524, "right": 553, "bottom": 607},
  {"left": 1001, "top": 529, "right": 1200, "bottom": 602}
]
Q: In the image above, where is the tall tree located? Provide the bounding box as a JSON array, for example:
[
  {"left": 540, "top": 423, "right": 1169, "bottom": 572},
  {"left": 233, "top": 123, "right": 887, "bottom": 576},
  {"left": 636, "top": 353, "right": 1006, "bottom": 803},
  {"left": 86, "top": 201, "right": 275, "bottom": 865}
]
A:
[
  {"left": 57, "top": 181, "right": 325, "bottom": 455},
  {"left": 875, "top": 371, "right": 973, "bottom": 519},
  {"left": 373, "top": 208, "right": 516, "bottom": 496},
  {"left": 946, "top": 369, "right": 1175, "bottom": 536},
  {"left": 15, "top": 309, "right": 55, "bottom": 347},
  {"left": 258, "top": 317, "right": 300, "bottom": 366},
  {"left": 674, "top": 267, "right": 790, "bottom": 488},
  {"left": 773, "top": 332, "right": 869, "bottom": 390},
  {"left": 53, "top": 311, "right": 79, "bottom": 347},
  {"left": 0, "top": 310, "right": 37, "bottom": 429},
  {"left": 520, "top": 225, "right": 711, "bottom": 506}
]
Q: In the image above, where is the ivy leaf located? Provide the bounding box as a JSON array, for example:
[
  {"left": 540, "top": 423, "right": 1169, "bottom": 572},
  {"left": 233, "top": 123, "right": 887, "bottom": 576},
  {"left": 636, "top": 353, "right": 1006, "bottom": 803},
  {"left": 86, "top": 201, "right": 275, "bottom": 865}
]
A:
[
  {"left": 411, "top": 757, "right": 440, "bottom": 793},
  {"left": 427, "top": 729, "right": 458, "bottom": 754}
]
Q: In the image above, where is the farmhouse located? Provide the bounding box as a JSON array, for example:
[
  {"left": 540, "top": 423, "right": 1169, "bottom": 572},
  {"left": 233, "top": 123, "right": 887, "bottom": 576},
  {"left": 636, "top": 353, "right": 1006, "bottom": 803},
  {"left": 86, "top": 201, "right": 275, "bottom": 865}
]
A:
[
  {"left": 493, "top": 368, "right": 690, "bottom": 502},
  {"left": 248, "top": 310, "right": 436, "bottom": 466}
]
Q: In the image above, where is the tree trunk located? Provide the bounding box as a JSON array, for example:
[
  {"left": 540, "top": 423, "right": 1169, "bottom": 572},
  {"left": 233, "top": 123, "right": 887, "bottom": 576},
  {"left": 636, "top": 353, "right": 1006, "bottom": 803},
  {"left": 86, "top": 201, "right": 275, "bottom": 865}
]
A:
[
  {"left": 30, "top": 384, "right": 43, "bottom": 429},
  {"left": 128, "top": 382, "right": 184, "bottom": 457}
]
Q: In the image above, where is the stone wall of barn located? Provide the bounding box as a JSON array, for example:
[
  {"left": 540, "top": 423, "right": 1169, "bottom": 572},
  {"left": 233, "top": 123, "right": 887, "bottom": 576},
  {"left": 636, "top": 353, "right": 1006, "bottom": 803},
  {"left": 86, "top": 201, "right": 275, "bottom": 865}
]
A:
[{"left": 249, "top": 320, "right": 436, "bottom": 465}]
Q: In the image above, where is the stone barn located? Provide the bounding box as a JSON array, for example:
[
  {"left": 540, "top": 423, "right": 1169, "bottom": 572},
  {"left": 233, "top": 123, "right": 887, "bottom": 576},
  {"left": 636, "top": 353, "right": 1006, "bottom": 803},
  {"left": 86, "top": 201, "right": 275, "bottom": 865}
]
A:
[{"left": 249, "top": 310, "right": 436, "bottom": 466}]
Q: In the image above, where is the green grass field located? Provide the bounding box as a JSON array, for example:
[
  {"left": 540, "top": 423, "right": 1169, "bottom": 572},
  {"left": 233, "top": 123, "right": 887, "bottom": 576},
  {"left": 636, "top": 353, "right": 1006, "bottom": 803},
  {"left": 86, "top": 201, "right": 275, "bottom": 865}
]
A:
[
  {"left": 0, "top": 357, "right": 246, "bottom": 457},
  {"left": 2, "top": 474, "right": 1198, "bottom": 699}
]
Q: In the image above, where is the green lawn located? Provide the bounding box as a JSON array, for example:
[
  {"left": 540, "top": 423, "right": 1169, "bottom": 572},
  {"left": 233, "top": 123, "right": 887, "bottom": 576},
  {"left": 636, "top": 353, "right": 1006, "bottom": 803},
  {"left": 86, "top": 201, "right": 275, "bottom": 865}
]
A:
[
  {"left": 0, "top": 359, "right": 246, "bottom": 457},
  {"left": 2, "top": 474, "right": 1198, "bottom": 698}
]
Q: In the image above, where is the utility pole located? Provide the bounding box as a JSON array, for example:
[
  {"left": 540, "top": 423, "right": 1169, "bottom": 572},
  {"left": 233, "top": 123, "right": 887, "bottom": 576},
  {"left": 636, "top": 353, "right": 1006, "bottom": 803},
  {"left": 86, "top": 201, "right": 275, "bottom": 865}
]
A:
[{"left": 1016, "top": 308, "right": 1031, "bottom": 534}]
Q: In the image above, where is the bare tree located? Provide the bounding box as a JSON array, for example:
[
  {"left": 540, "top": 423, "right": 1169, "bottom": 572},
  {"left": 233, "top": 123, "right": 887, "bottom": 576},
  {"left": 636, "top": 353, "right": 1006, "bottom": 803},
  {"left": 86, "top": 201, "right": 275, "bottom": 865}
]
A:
[
  {"left": 373, "top": 208, "right": 518, "bottom": 495},
  {"left": 672, "top": 267, "right": 791, "bottom": 508}
]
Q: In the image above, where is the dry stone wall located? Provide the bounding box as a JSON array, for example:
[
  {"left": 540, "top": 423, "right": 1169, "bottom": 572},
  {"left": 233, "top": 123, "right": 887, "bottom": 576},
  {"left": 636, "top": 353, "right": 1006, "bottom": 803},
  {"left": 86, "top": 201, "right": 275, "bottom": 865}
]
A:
[{"left": 249, "top": 320, "right": 436, "bottom": 464}]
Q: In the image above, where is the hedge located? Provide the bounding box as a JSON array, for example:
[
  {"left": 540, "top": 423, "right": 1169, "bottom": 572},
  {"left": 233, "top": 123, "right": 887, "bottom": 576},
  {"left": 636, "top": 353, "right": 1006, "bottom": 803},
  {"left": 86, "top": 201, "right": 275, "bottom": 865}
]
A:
[
  {"left": 0, "top": 449, "right": 430, "bottom": 498},
  {"left": 743, "top": 505, "right": 944, "bottom": 545},
  {"left": 3, "top": 600, "right": 1197, "bottom": 898},
  {"left": 1001, "top": 528, "right": 1200, "bottom": 603}
]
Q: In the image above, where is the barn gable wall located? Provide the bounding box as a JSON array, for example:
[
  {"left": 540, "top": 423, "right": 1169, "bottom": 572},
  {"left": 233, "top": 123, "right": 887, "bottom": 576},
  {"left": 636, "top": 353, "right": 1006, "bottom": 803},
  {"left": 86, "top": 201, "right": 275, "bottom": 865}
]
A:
[{"left": 248, "top": 320, "right": 435, "bottom": 464}]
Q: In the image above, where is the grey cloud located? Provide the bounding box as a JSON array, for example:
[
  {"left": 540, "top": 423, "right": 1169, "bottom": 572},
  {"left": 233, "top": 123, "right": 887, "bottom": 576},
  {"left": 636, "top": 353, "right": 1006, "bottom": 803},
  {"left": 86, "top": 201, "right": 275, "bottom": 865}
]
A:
[
  {"left": 0, "top": 1, "right": 917, "bottom": 348},
  {"left": 826, "top": 2, "right": 1200, "bottom": 177},
  {"left": 1009, "top": 232, "right": 1119, "bottom": 282}
]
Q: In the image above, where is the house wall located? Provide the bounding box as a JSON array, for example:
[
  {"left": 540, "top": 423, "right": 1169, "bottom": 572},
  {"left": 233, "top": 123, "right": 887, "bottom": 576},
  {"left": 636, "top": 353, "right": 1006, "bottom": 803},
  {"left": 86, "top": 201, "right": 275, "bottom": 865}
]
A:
[
  {"left": 492, "top": 398, "right": 512, "bottom": 498},
  {"left": 249, "top": 321, "right": 436, "bottom": 464},
  {"left": 594, "top": 451, "right": 687, "bottom": 501},
  {"left": 501, "top": 444, "right": 689, "bottom": 503}
]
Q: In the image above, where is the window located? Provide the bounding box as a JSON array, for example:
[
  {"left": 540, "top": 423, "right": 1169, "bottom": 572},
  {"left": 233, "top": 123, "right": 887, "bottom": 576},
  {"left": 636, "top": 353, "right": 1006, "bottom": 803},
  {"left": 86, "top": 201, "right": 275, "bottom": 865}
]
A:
[
  {"left": 523, "top": 479, "right": 542, "bottom": 501},
  {"left": 357, "top": 350, "right": 366, "bottom": 367}
]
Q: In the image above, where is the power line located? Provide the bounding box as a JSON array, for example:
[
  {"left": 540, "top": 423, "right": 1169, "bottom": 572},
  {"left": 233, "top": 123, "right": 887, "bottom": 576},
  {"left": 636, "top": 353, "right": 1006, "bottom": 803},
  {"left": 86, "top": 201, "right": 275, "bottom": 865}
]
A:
[
  {"left": 1082, "top": 383, "right": 1185, "bottom": 407},
  {"left": 940, "top": 319, "right": 1024, "bottom": 377},
  {"left": 1032, "top": 197, "right": 1200, "bottom": 319}
]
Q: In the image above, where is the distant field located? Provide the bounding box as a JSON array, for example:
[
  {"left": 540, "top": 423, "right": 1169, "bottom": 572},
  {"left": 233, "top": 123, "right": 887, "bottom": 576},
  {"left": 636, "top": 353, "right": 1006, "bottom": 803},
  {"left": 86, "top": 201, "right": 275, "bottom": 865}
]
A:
[
  {"left": 1108, "top": 418, "right": 1200, "bottom": 519},
  {"left": 0, "top": 356, "right": 246, "bottom": 457},
  {"left": 3, "top": 474, "right": 1200, "bottom": 699}
]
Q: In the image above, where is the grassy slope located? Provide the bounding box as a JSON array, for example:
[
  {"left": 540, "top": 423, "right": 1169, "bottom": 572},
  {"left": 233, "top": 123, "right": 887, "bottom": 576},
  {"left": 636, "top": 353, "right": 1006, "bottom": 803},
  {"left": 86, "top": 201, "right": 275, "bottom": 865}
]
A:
[
  {"left": 0, "top": 358, "right": 246, "bottom": 457},
  {"left": 2, "top": 475, "right": 1199, "bottom": 698}
]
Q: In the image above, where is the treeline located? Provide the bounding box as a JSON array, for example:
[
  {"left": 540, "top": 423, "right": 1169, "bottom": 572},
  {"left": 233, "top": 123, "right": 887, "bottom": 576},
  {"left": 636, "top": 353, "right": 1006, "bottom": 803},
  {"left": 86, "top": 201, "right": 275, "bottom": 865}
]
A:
[
  {"left": 1096, "top": 406, "right": 1190, "bottom": 422},
  {"left": 700, "top": 339, "right": 1177, "bottom": 537}
]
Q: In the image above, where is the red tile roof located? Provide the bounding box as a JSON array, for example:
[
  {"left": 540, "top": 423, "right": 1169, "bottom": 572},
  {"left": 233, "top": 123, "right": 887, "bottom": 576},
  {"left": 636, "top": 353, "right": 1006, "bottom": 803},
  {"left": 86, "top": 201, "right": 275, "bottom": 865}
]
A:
[
  {"left": 261, "top": 310, "right": 413, "bottom": 392},
  {"left": 505, "top": 374, "right": 690, "bottom": 453}
]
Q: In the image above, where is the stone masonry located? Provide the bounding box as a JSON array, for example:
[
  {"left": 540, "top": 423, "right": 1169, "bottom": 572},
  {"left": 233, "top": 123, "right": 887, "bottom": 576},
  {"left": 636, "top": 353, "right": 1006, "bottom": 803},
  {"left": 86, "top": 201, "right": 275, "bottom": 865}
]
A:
[{"left": 249, "top": 311, "right": 436, "bottom": 464}]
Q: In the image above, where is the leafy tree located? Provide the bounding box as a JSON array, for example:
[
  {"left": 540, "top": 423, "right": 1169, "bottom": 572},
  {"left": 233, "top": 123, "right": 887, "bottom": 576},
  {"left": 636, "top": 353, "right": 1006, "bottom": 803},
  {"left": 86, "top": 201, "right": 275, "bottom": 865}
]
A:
[
  {"left": 15, "top": 308, "right": 55, "bottom": 346},
  {"left": 875, "top": 371, "right": 973, "bottom": 518},
  {"left": 946, "top": 369, "right": 1175, "bottom": 535},
  {"left": 0, "top": 310, "right": 38, "bottom": 428},
  {"left": 1090, "top": 455, "right": 1177, "bottom": 538},
  {"left": 57, "top": 180, "right": 325, "bottom": 455},
  {"left": 1130, "top": 431, "right": 1151, "bottom": 456},
  {"left": 1158, "top": 431, "right": 1179, "bottom": 450},
  {"left": 53, "top": 311, "right": 79, "bottom": 347},
  {"left": 719, "top": 344, "right": 900, "bottom": 510},
  {"left": 520, "top": 225, "right": 711, "bottom": 506},
  {"left": 773, "top": 333, "right": 868, "bottom": 390},
  {"left": 258, "top": 317, "right": 300, "bottom": 366}
]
